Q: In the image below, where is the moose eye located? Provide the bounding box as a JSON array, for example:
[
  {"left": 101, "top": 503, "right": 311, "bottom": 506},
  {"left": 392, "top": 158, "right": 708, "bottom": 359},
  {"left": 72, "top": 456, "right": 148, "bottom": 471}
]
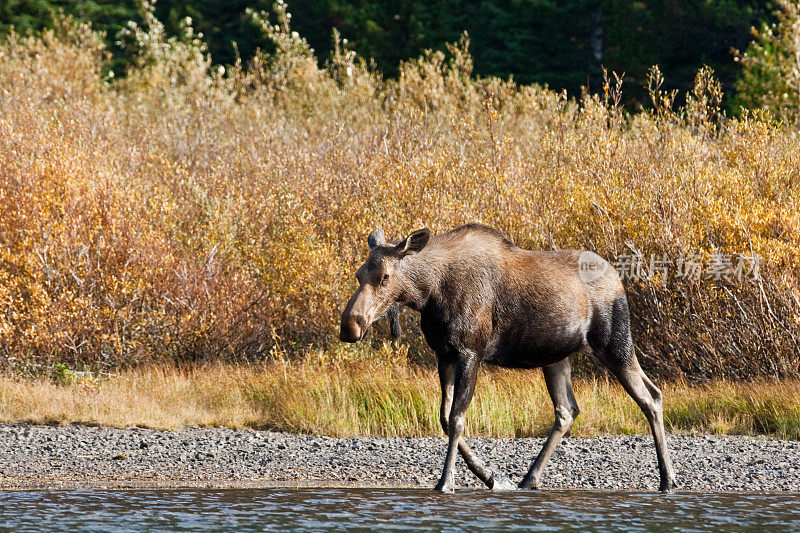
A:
[{"left": 381, "top": 273, "right": 390, "bottom": 286}]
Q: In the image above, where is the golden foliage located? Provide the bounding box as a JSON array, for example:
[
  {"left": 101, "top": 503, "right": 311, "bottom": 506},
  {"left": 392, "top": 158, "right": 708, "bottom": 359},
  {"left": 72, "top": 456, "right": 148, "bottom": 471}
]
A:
[{"left": 0, "top": 14, "right": 799, "bottom": 378}]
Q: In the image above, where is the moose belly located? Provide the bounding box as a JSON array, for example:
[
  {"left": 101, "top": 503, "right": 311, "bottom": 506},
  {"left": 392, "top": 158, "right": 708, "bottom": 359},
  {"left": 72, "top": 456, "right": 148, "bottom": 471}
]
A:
[{"left": 482, "top": 321, "right": 587, "bottom": 369}]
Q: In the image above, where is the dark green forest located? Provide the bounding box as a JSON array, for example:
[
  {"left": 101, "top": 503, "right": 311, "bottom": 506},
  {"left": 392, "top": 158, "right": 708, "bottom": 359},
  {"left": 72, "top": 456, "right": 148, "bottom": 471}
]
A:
[{"left": 0, "top": 0, "right": 777, "bottom": 105}]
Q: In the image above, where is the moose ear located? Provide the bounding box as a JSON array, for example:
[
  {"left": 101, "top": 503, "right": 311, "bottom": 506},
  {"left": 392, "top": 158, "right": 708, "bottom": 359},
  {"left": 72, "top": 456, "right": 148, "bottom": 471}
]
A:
[
  {"left": 396, "top": 228, "right": 431, "bottom": 257},
  {"left": 367, "top": 228, "right": 386, "bottom": 249}
]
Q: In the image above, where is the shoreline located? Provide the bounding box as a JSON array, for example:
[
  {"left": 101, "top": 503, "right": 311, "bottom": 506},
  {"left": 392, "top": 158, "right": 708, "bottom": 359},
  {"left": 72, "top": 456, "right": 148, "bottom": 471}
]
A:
[
  {"left": 0, "top": 477, "right": 414, "bottom": 491},
  {"left": 2, "top": 424, "right": 799, "bottom": 493}
]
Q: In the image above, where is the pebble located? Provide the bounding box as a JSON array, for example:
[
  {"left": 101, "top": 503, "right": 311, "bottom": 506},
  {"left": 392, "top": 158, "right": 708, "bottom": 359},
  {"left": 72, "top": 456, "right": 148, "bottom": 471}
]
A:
[{"left": 0, "top": 423, "right": 798, "bottom": 492}]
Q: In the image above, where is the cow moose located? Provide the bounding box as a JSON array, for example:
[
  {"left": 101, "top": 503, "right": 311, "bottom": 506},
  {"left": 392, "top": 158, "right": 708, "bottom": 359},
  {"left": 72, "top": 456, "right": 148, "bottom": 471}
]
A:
[{"left": 339, "top": 223, "right": 676, "bottom": 493}]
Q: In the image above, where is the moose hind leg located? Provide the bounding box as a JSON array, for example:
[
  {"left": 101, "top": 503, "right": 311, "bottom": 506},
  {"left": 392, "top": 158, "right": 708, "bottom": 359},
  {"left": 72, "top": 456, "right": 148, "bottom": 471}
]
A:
[
  {"left": 519, "top": 357, "right": 580, "bottom": 490},
  {"left": 593, "top": 296, "right": 676, "bottom": 492},
  {"left": 609, "top": 358, "right": 676, "bottom": 492}
]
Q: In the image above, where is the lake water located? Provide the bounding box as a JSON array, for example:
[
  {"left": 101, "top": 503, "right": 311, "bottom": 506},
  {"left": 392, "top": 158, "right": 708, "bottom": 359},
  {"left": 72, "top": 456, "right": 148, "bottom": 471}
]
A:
[{"left": 1, "top": 488, "right": 799, "bottom": 531}]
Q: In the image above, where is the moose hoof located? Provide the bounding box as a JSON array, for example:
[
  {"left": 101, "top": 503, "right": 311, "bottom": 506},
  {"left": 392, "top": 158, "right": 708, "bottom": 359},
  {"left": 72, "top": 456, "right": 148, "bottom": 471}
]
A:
[
  {"left": 433, "top": 481, "right": 455, "bottom": 493},
  {"left": 659, "top": 478, "right": 677, "bottom": 493},
  {"left": 517, "top": 478, "right": 540, "bottom": 490},
  {"left": 489, "top": 475, "right": 516, "bottom": 492}
]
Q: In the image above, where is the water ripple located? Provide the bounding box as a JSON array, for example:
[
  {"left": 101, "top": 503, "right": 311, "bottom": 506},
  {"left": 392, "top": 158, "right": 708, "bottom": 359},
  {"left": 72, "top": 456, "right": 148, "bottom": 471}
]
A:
[{"left": 1, "top": 489, "right": 799, "bottom": 532}]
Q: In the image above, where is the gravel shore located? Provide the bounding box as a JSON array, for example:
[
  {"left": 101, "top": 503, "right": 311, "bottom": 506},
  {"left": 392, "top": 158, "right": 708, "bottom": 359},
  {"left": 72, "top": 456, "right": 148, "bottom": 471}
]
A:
[{"left": 1, "top": 423, "right": 798, "bottom": 492}]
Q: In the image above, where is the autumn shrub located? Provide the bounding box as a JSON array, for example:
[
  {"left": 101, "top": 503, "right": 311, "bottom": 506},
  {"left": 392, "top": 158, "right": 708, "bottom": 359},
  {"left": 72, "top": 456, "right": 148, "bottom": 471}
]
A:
[{"left": 0, "top": 6, "right": 799, "bottom": 379}]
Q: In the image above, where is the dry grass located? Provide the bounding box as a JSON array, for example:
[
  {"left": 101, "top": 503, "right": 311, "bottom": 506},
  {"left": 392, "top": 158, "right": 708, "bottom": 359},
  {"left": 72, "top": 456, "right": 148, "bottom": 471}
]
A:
[
  {"left": 2, "top": 361, "right": 799, "bottom": 439},
  {"left": 0, "top": 10, "right": 799, "bottom": 379}
]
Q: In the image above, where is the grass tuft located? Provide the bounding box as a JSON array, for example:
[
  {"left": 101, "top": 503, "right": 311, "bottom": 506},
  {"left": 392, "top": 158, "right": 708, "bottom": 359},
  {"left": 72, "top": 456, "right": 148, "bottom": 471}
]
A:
[{"left": 1, "top": 364, "right": 798, "bottom": 439}]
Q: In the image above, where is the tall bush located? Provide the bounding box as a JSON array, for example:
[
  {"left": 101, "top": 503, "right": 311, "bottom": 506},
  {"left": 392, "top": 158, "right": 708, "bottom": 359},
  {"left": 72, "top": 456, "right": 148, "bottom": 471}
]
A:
[{"left": 0, "top": 7, "right": 798, "bottom": 379}]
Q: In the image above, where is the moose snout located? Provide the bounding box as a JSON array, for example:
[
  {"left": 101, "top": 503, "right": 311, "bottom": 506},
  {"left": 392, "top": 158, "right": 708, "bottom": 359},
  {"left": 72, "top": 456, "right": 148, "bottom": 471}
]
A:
[{"left": 339, "top": 312, "right": 367, "bottom": 343}]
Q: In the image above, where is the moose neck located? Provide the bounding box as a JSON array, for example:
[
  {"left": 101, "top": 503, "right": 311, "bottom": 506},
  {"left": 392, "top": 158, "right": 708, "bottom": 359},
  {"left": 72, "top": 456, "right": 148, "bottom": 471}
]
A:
[{"left": 397, "top": 251, "right": 446, "bottom": 311}]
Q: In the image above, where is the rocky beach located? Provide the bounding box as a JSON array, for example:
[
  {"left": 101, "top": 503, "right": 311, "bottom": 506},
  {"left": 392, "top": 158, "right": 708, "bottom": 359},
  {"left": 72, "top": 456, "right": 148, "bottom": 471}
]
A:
[{"left": 1, "top": 424, "right": 798, "bottom": 492}]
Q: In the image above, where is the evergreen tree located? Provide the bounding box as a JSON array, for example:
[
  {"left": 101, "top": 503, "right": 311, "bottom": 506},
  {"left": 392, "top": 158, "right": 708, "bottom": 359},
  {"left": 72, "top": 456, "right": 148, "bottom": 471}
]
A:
[
  {"left": 1, "top": 0, "right": 137, "bottom": 39},
  {"left": 0, "top": 0, "right": 779, "bottom": 108},
  {"left": 734, "top": 0, "right": 800, "bottom": 118},
  {"left": 152, "top": 0, "right": 272, "bottom": 66},
  {"left": 602, "top": 0, "right": 769, "bottom": 106}
]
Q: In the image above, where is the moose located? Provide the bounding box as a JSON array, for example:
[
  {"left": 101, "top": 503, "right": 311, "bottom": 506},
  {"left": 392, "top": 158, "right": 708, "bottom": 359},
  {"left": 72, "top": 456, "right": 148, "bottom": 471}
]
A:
[{"left": 339, "top": 224, "right": 676, "bottom": 493}]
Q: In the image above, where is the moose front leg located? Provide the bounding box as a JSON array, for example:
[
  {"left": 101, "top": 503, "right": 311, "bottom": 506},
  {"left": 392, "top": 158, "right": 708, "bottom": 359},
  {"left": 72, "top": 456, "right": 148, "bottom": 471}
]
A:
[
  {"left": 436, "top": 352, "right": 495, "bottom": 492},
  {"left": 438, "top": 358, "right": 515, "bottom": 491}
]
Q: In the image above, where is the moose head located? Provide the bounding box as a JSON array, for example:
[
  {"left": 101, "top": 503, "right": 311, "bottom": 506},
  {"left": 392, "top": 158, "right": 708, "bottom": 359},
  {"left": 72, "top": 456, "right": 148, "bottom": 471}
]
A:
[{"left": 339, "top": 227, "right": 431, "bottom": 342}]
